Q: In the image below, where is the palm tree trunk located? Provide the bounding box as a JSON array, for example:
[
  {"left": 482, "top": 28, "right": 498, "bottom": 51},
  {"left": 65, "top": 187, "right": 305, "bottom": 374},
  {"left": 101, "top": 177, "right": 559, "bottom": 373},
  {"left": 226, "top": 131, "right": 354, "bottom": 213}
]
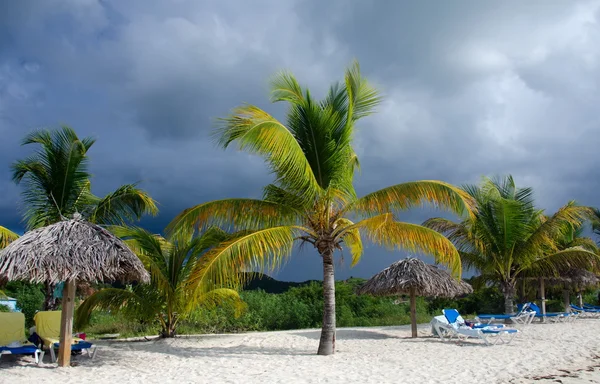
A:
[
  {"left": 43, "top": 282, "right": 57, "bottom": 310},
  {"left": 317, "top": 249, "right": 336, "bottom": 355},
  {"left": 501, "top": 281, "right": 516, "bottom": 314}
]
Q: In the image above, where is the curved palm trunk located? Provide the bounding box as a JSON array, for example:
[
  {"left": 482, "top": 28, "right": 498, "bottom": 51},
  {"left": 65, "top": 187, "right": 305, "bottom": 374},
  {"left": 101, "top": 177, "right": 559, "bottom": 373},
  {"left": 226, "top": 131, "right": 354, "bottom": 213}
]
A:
[
  {"left": 317, "top": 249, "right": 336, "bottom": 355},
  {"left": 43, "top": 282, "right": 58, "bottom": 310},
  {"left": 500, "top": 280, "right": 516, "bottom": 315}
]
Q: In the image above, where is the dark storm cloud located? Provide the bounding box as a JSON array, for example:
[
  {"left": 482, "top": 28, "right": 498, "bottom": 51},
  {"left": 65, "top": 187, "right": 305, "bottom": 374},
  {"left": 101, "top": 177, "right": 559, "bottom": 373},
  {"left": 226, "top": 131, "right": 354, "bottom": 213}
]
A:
[{"left": 1, "top": 0, "right": 600, "bottom": 280}]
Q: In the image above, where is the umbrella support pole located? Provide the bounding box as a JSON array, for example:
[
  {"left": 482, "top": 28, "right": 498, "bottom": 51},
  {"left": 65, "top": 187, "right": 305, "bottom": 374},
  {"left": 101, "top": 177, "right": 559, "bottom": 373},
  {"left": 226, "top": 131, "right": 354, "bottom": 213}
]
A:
[
  {"left": 58, "top": 279, "right": 76, "bottom": 367},
  {"left": 410, "top": 287, "right": 417, "bottom": 338},
  {"left": 539, "top": 278, "right": 546, "bottom": 322}
]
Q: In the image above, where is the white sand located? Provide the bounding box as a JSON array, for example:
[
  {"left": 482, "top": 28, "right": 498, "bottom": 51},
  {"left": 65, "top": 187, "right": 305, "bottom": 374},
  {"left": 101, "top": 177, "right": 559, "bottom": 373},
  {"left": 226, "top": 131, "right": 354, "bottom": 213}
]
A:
[{"left": 2, "top": 320, "right": 600, "bottom": 384}]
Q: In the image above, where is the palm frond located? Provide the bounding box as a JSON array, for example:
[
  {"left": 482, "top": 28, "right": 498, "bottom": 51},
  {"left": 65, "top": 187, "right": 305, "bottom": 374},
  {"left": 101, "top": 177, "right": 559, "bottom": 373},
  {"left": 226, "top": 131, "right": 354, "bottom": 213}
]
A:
[
  {"left": 188, "top": 226, "right": 299, "bottom": 291},
  {"left": 74, "top": 287, "right": 151, "bottom": 329},
  {"left": 351, "top": 180, "right": 475, "bottom": 219},
  {"left": 0, "top": 226, "right": 19, "bottom": 249},
  {"left": 347, "top": 213, "right": 462, "bottom": 276},
  {"left": 167, "top": 198, "right": 299, "bottom": 234},
  {"left": 214, "top": 105, "right": 321, "bottom": 198},
  {"left": 334, "top": 218, "right": 363, "bottom": 266},
  {"left": 517, "top": 247, "right": 600, "bottom": 277},
  {"left": 192, "top": 288, "right": 246, "bottom": 317},
  {"left": 88, "top": 184, "right": 158, "bottom": 225}
]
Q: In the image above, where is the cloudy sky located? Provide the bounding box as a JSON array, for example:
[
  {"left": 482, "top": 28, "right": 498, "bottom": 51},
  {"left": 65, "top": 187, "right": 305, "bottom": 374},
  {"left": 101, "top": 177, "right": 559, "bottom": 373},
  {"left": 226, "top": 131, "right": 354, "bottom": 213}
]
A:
[{"left": 1, "top": 0, "right": 600, "bottom": 281}]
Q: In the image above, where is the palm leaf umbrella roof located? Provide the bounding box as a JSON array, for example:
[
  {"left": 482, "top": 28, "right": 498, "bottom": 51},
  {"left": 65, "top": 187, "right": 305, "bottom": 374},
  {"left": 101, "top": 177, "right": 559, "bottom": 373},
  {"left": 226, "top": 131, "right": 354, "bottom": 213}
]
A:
[
  {"left": 357, "top": 257, "right": 472, "bottom": 297},
  {"left": 0, "top": 214, "right": 149, "bottom": 284},
  {"left": 0, "top": 214, "right": 148, "bottom": 367}
]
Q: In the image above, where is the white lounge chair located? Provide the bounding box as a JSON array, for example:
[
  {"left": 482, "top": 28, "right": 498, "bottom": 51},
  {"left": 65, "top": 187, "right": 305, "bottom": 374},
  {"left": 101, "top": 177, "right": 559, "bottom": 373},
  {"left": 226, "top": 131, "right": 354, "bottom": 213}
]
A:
[{"left": 436, "top": 309, "right": 519, "bottom": 346}]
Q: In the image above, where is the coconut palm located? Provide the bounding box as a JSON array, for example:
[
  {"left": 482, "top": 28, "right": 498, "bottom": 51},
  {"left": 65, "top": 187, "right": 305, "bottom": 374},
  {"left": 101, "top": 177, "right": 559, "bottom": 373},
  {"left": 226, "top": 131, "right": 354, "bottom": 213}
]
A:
[
  {"left": 0, "top": 226, "right": 19, "bottom": 249},
  {"left": 75, "top": 226, "right": 245, "bottom": 338},
  {"left": 11, "top": 126, "right": 158, "bottom": 308},
  {"left": 424, "top": 176, "right": 599, "bottom": 314},
  {"left": 168, "top": 61, "right": 475, "bottom": 355}
]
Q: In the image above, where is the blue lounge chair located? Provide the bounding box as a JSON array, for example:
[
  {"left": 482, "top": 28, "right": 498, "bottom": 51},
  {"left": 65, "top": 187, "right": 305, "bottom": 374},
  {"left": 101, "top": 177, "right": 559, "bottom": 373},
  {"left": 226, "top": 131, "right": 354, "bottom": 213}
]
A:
[
  {"left": 436, "top": 309, "right": 518, "bottom": 346},
  {"left": 0, "top": 312, "right": 44, "bottom": 365},
  {"left": 476, "top": 303, "right": 535, "bottom": 326},
  {"left": 527, "top": 303, "right": 575, "bottom": 322},
  {"left": 570, "top": 304, "right": 600, "bottom": 318}
]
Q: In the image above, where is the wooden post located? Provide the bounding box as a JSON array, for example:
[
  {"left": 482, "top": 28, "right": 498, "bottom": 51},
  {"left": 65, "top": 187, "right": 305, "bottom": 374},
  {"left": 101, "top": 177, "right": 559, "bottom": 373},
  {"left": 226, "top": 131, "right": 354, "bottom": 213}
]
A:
[
  {"left": 578, "top": 290, "right": 583, "bottom": 308},
  {"left": 409, "top": 287, "right": 417, "bottom": 338},
  {"left": 58, "top": 280, "right": 76, "bottom": 367},
  {"left": 539, "top": 278, "right": 546, "bottom": 322}
]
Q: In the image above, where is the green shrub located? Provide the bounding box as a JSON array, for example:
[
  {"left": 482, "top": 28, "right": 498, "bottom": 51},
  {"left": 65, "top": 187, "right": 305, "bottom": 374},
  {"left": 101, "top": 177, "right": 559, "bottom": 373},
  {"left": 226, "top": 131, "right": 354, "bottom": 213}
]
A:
[
  {"left": 0, "top": 304, "right": 10, "bottom": 312},
  {"left": 4, "top": 281, "right": 44, "bottom": 326}
]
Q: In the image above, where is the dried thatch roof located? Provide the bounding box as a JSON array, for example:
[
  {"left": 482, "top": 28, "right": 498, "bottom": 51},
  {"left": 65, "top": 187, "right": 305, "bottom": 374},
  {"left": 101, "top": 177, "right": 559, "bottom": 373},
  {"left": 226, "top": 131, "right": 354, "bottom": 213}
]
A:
[
  {"left": 357, "top": 257, "right": 473, "bottom": 298},
  {"left": 0, "top": 215, "right": 149, "bottom": 284},
  {"left": 561, "top": 269, "right": 600, "bottom": 289},
  {"left": 525, "top": 269, "right": 600, "bottom": 288}
]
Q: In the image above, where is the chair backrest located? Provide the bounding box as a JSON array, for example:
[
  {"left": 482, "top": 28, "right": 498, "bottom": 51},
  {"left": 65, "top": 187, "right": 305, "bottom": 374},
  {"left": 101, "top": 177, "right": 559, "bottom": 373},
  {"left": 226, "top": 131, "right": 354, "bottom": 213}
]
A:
[
  {"left": 442, "top": 309, "right": 464, "bottom": 326},
  {"left": 0, "top": 312, "right": 26, "bottom": 346},
  {"left": 527, "top": 302, "right": 542, "bottom": 315},
  {"left": 33, "top": 311, "right": 62, "bottom": 339}
]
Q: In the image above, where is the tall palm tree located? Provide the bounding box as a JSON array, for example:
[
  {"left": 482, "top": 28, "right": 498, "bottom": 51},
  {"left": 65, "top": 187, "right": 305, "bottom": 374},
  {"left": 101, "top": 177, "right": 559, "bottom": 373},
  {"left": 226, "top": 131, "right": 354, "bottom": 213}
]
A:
[
  {"left": 168, "top": 61, "right": 475, "bottom": 355},
  {"left": 75, "top": 226, "right": 245, "bottom": 338},
  {"left": 11, "top": 126, "right": 158, "bottom": 308},
  {"left": 424, "top": 176, "right": 599, "bottom": 314}
]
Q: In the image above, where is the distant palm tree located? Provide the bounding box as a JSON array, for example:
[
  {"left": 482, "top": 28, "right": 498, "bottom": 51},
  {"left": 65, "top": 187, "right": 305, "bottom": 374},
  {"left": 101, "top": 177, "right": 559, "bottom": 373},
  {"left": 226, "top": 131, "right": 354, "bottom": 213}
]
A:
[
  {"left": 425, "top": 176, "right": 599, "bottom": 314},
  {"left": 75, "top": 226, "right": 245, "bottom": 338},
  {"left": 169, "top": 61, "right": 474, "bottom": 355},
  {"left": 11, "top": 126, "right": 158, "bottom": 308},
  {"left": 0, "top": 226, "right": 18, "bottom": 249}
]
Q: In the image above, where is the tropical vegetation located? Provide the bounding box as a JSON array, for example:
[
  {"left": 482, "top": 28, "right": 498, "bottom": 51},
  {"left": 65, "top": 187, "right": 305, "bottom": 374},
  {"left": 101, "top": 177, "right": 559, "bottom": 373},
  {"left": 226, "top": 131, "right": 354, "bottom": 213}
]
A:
[
  {"left": 10, "top": 126, "right": 158, "bottom": 309},
  {"left": 168, "top": 61, "right": 474, "bottom": 355},
  {"left": 74, "top": 226, "right": 245, "bottom": 338},
  {"left": 424, "top": 176, "right": 599, "bottom": 314}
]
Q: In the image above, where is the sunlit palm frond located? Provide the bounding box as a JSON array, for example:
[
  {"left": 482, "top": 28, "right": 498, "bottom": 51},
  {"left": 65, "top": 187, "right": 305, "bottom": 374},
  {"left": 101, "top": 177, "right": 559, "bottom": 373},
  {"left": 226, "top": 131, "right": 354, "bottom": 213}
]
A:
[
  {"left": 0, "top": 226, "right": 19, "bottom": 249},
  {"left": 74, "top": 287, "right": 153, "bottom": 329},
  {"left": 522, "top": 202, "right": 594, "bottom": 257},
  {"left": 351, "top": 180, "right": 475, "bottom": 219},
  {"left": 190, "top": 288, "right": 246, "bottom": 317},
  {"left": 346, "top": 213, "right": 461, "bottom": 277},
  {"left": 517, "top": 247, "right": 600, "bottom": 276},
  {"left": 88, "top": 184, "right": 158, "bottom": 225},
  {"left": 333, "top": 218, "right": 363, "bottom": 266},
  {"left": 344, "top": 59, "right": 382, "bottom": 122},
  {"left": 269, "top": 71, "right": 304, "bottom": 105},
  {"left": 188, "top": 226, "right": 299, "bottom": 291},
  {"left": 167, "top": 198, "right": 300, "bottom": 235},
  {"left": 215, "top": 105, "right": 321, "bottom": 198}
]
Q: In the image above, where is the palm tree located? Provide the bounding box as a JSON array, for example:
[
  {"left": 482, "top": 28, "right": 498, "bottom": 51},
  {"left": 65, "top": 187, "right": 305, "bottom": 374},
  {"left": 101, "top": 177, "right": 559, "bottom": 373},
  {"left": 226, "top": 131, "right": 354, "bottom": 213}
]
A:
[
  {"left": 74, "top": 226, "right": 245, "bottom": 338},
  {"left": 0, "top": 226, "right": 19, "bottom": 249},
  {"left": 168, "top": 61, "right": 475, "bottom": 355},
  {"left": 11, "top": 126, "right": 158, "bottom": 308},
  {"left": 424, "top": 176, "right": 599, "bottom": 314}
]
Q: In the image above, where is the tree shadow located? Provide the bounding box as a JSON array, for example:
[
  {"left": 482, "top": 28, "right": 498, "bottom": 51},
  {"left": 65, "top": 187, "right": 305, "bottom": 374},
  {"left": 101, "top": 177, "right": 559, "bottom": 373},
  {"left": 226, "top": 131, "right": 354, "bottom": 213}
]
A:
[{"left": 291, "top": 329, "right": 400, "bottom": 340}]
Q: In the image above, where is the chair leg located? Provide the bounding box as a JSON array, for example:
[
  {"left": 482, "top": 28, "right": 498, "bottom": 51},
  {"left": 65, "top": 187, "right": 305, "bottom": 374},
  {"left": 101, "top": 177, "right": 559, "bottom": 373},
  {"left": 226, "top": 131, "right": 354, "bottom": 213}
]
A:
[{"left": 49, "top": 346, "right": 56, "bottom": 363}]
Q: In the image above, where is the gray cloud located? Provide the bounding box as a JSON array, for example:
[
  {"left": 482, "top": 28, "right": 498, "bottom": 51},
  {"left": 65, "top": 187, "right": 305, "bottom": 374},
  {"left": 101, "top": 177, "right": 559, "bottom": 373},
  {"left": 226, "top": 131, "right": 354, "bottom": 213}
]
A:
[{"left": 1, "top": 0, "right": 600, "bottom": 281}]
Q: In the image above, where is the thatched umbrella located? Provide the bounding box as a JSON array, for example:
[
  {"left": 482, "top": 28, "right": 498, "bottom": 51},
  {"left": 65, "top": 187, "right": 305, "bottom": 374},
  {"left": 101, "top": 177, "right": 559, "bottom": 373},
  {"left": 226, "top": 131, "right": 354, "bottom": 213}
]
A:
[
  {"left": 357, "top": 257, "right": 472, "bottom": 338},
  {"left": 0, "top": 214, "right": 149, "bottom": 367}
]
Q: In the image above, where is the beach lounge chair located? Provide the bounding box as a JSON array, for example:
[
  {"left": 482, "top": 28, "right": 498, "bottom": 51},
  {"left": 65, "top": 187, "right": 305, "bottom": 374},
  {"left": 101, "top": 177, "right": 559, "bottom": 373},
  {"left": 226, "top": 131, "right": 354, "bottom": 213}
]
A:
[
  {"left": 436, "top": 309, "right": 518, "bottom": 346},
  {"left": 33, "top": 311, "right": 97, "bottom": 363},
  {"left": 0, "top": 312, "right": 44, "bottom": 364},
  {"left": 570, "top": 304, "right": 600, "bottom": 318},
  {"left": 476, "top": 303, "right": 535, "bottom": 326},
  {"left": 527, "top": 303, "right": 575, "bottom": 323}
]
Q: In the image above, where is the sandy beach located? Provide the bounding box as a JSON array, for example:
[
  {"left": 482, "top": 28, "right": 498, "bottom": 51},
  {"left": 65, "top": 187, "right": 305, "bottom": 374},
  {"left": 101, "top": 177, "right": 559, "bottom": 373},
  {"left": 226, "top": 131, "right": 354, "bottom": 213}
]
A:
[{"left": 2, "top": 319, "right": 600, "bottom": 384}]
